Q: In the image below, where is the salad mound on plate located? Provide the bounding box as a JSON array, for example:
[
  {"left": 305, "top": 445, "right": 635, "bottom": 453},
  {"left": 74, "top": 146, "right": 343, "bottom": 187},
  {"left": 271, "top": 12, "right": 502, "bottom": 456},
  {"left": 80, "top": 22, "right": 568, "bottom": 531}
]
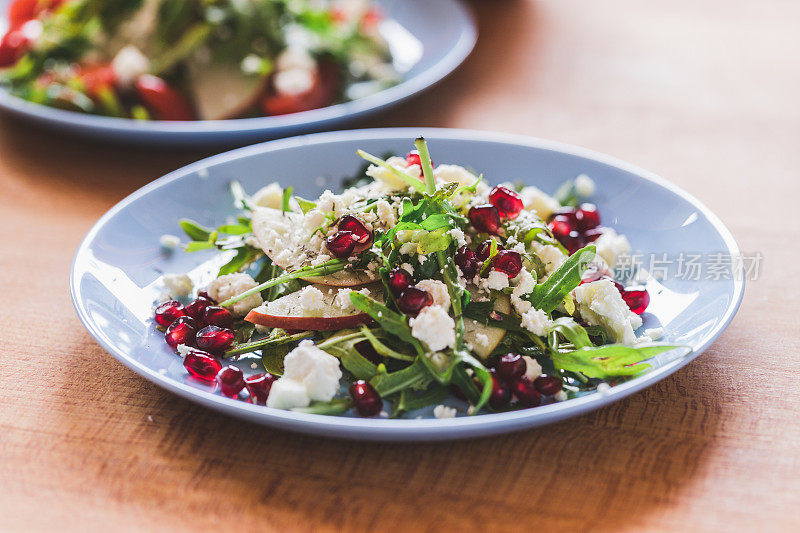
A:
[
  {"left": 153, "top": 138, "right": 683, "bottom": 417},
  {"left": 0, "top": 0, "right": 398, "bottom": 120}
]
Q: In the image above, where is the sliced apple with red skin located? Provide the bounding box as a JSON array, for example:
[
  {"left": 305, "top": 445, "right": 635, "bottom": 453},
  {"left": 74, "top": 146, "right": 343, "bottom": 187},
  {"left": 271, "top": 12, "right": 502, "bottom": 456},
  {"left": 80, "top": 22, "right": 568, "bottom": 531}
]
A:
[
  {"left": 464, "top": 294, "right": 511, "bottom": 360},
  {"left": 251, "top": 206, "right": 377, "bottom": 287},
  {"left": 245, "top": 284, "right": 382, "bottom": 331}
]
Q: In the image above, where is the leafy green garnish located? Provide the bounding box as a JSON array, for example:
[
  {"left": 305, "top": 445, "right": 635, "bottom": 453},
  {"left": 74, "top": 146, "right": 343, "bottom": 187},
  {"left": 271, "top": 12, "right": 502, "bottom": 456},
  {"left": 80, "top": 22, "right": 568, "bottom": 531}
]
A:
[
  {"left": 370, "top": 359, "right": 431, "bottom": 396},
  {"left": 292, "top": 398, "right": 354, "bottom": 415},
  {"left": 179, "top": 218, "right": 213, "bottom": 241},
  {"left": 349, "top": 292, "right": 424, "bottom": 355},
  {"left": 527, "top": 245, "right": 596, "bottom": 312},
  {"left": 553, "top": 345, "right": 687, "bottom": 379}
]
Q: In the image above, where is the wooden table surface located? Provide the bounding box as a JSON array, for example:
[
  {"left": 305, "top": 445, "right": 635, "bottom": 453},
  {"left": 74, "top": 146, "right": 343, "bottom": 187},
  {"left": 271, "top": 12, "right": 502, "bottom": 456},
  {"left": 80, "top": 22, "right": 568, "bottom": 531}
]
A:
[{"left": 3, "top": 0, "right": 798, "bottom": 530}]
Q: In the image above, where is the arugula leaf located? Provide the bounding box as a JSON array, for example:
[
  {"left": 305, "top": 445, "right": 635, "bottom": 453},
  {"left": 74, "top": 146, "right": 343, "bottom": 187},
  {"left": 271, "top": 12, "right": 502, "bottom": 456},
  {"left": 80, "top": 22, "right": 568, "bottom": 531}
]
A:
[
  {"left": 261, "top": 344, "right": 290, "bottom": 376},
  {"left": 417, "top": 227, "right": 451, "bottom": 254},
  {"left": 357, "top": 150, "right": 427, "bottom": 192},
  {"left": 527, "top": 245, "right": 596, "bottom": 313},
  {"left": 185, "top": 241, "right": 215, "bottom": 252},
  {"left": 223, "top": 330, "right": 314, "bottom": 358},
  {"left": 179, "top": 218, "right": 213, "bottom": 241},
  {"left": 281, "top": 186, "right": 293, "bottom": 213},
  {"left": 394, "top": 385, "right": 450, "bottom": 414},
  {"left": 292, "top": 398, "right": 353, "bottom": 415},
  {"left": 370, "top": 359, "right": 431, "bottom": 396},
  {"left": 349, "top": 293, "right": 424, "bottom": 354},
  {"left": 359, "top": 326, "right": 415, "bottom": 361},
  {"left": 553, "top": 344, "right": 687, "bottom": 379},
  {"left": 217, "top": 224, "right": 251, "bottom": 235},
  {"left": 548, "top": 317, "right": 592, "bottom": 349},
  {"left": 321, "top": 340, "right": 378, "bottom": 381},
  {"left": 230, "top": 181, "right": 251, "bottom": 211},
  {"left": 414, "top": 137, "right": 437, "bottom": 194},
  {"left": 295, "top": 197, "right": 316, "bottom": 214}
]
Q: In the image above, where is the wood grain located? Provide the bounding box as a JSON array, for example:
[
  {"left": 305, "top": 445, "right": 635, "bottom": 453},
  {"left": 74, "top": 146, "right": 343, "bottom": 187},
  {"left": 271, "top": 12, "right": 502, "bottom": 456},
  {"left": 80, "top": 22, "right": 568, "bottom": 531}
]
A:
[{"left": 2, "top": 0, "right": 799, "bottom": 530}]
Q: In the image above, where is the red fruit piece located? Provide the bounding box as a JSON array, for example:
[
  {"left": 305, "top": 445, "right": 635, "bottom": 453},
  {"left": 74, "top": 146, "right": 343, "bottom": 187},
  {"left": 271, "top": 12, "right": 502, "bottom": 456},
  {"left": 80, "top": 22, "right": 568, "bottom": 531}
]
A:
[
  {"left": 182, "top": 349, "right": 222, "bottom": 381},
  {"left": 576, "top": 203, "right": 601, "bottom": 232},
  {"left": 583, "top": 227, "right": 605, "bottom": 242},
  {"left": 495, "top": 353, "right": 526, "bottom": 383},
  {"left": 195, "top": 325, "right": 235, "bottom": 353},
  {"left": 184, "top": 295, "right": 214, "bottom": 321},
  {"left": 455, "top": 245, "right": 479, "bottom": 278},
  {"left": 476, "top": 239, "right": 504, "bottom": 261},
  {"left": 387, "top": 267, "right": 413, "bottom": 296},
  {"left": 405, "top": 150, "right": 422, "bottom": 168},
  {"left": 0, "top": 20, "right": 40, "bottom": 67},
  {"left": 533, "top": 374, "right": 562, "bottom": 396},
  {"left": 216, "top": 365, "right": 245, "bottom": 396},
  {"left": 134, "top": 75, "right": 195, "bottom": 120},
  {"left": 550, "top": 207, "right": 579, "bottom": 226},
  {"left": 338, "top": 214, "right": 372, "bottom": 244},
  {"left": 549, "top": 214, "right": 577, "bottom": 239},
  {"left": 154, "top": 300, "right": 186, "bottom": 328},
  {"left": 165, "top": 316, "right": 198, "bottom": 348},
  {"left": 245, "top": 373, "right": 278, "bottom": 405},
  {"left": 468, "top": 205, "right": 501, "bottom": 234},
  {"left": 492, "top": 250, "right": 522, "bottom": 277},
  {"left": 396, "top": 287, "right": 433, "bottom": 316},
  {"left": 488, "top": 372, "right": 511, "bottom": 410},
  {"left": 489, "top": 186, "right": 524, "bottom": 220},
  {"left": 513, "top": 377, "right": 542, "bottom": 407},
  {"left": 326, "top": 230, "right": 356, "bottom": 258},
  {"left": 349, "top": 380, "right": 383, "bottom": 416},
  {"left": 260, "top": 60, "right": 339, "bottom": 116},
  {"left": 559, "top": 231, "right": 584, "bottom": 255},
  {"left": 622, "top": 288, "right": 650, "bottom": 314},
  {"left": 202, "top": 306, "right": 234, "bottom": 328}
]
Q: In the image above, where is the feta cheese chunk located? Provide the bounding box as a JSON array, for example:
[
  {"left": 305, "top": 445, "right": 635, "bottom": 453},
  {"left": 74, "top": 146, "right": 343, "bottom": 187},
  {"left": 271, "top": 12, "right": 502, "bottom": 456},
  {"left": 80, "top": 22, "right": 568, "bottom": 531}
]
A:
[
  {"left": 265, "top": 378, "right": 310, "bottom": 410},
  {"left": 415, "top": 279, "right": 451, "bottom": 310},
  {"left": 520, "top": 186, "right": 560, "bottom": 219},
  {"left": 594, "top": 228, "right": 631, "bottom": 269},
  {"left": 433, "top": 405, "right": 457, "bottom": 419},
  {"left": 511, "top": 269, "right": 536, "bottom": 315},
  {"left": 486, "top": 270, "right": 510, "bottom": 290},
  {"left": 206, "top": 273, "right": 263, "bottom": 316},
  {"left": 574, "top": 174, "right": 596, "bottom": 197},
  {"left": 520, "top": 308, "right": 551, "bottom": 336},
  {"left": 522, "top": 355, "right": 542, "bottom": 380},
  {"left": 531, "top": 241, "right": 567, "bottom": 275},
  {"left": 159, "top": 234, "right": 180, "bottom": 250},
  {"left": 281, "top": 340, "right": 342, "bottom": 402},
  {"left": 410, "top": 305, "right": 456, "bottom": 352},
  {"left": 161, "top": 273, "right": 193, "bottom": 298},
  {"left": 573, "top": 279, "right": 643, "bottom": 345},
  {"left": 111, "top": 45, "right": 150, "bottom": 88},
  {"left": 298, "top": 285, "right": 325, "bottom": 314}
]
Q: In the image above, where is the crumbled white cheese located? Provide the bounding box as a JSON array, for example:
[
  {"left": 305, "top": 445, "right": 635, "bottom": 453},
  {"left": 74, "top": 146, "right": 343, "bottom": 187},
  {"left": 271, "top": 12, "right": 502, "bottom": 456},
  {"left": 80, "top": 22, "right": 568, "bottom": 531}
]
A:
[
  {"left": 161, "top": 273, "right": 193, "bottom": 298},
  {"left": 486, "top": 270, "right": 510, "bottom": 291},
  {"left": 206, "top": 273, "right": 263, "bottom": 316},
  {"left": 265, "top": 378, "right": 310, "bottom": 410},
  {"left": 376, "top": 199, "right": 397, "bottom": 227},
  {"left": 401, "top": 262, "right": 414, "bottom": 275},
  {"left": 280, "top": 340, "right": 342, "bottom": 402},
  {"left": 410, "top": 305, "right": 456, "bottom": 352},
  {"left": 434, "top": 164, "right": 487, "bottom": 194},
  {"left": 594, "top": 228, "right": 631, "bottom": 269},
  {"left": 111, "top": 45, "right": 150, "bottom": 88},
  {"left": 522, "top": 355, "right": 542, "bottom": 380},
  {"left": 298, "top": 285, "right": 325, "bottom": 313},
  {"left": 334, "top": 288, "right": 354, "bottom": 311},
  {"left": 274, "top": 67, "right": 315, "bottom": 96},
  {"left": 159, "top": 234, "right": 180, "bottom": 250},
  {"left": 554, "top": 390, "right": 569, "bottom": 402},
  {"left": 303, "top": 208, "right": 326, "bottom": 231},
  {"left": 520, "top": 308, "right": 551, "bottom": 336},
  {"left": 596, "top": 382, "right": 611, "bottom": 394},
  {"left": 573, "top": 279, "right": 642, "bottom": 345},
  {"left": 642, "top": 327, "right": 664, "bottom": 341},
  {"left": 474, "top": 332, "right": 489, "bottom": 347},
  {"left": 275, "top": 46, "right": 316, "bottom": 71},
  {"left": 531, "top": 241, "right": 567, "bottom": 275},
  {"left": 366, "top": 156, "right": 416, "bottom": 190},
  {"left": 574, "top": 174, "right": 596, "bottom": 197},
  {"left": 251, "top": 183, "right": 283, "bottom": 209},
  {"left": 415, "top": 279, "right": 450, "bottom": 310},
  {"left": 176, "top": 344, "right": 192, "bottom": 357},
  {"left": 448, "top": 227, "right": 468, "bottom": 247},
  {"left": 433, "top": 405, "right": 457, "bottom": 419},
  {"left": 399, "top": 242, "right": 417, "bottom": 256},
  {"left": 520, "top": 186, "right": 560, "bottom": 219},
  {"left": 510, "top": 269, "right": 535, "bottom": 315}
]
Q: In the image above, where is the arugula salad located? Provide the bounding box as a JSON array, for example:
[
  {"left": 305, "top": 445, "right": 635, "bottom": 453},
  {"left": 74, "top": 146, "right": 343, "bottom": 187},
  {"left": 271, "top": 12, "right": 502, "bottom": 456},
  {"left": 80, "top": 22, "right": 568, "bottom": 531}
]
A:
[
  {"left": 0, "top": 0, "right": 397, "bottom": 120},
  {"left": 153, "top": 138, "right": 681, "bottom": 417}
]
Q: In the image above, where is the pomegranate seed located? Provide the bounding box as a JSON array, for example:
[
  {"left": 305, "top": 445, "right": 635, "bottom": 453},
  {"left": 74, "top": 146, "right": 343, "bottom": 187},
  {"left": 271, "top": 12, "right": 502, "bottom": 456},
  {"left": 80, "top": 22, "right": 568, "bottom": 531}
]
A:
[
  {"left": 216, "top": 365, "right": 245, "bottom": 396},
  {"left": 326, "top": 230, "right": 356, "bottom": 258},
  {"left": 184, "top": 296, "right": 214, "bottom": 321},
  {"left": 182, "top": 349, "right": 222, "bottom": 381},
  {"left": 195, "top": 325, "right": 235, "bottom": 353},
  {"left": 468, "top": 205, "right": 501, "bottom": 234},
  {"left": 455, "top": 245, "right": 479, "bottom": 278},
  {"left": 492, "top": 250, "right": 522, "bottom": 277},
  {"left": 513, "top": 377, "right": 542, "bottom": 407},
  {"left": 558, "top": 231, "right": 584, "bottom": 255},
  {"left": 622, "top": 288, "right": 650, "bottom": 314},
  {"left": 202, "top": 306, "right": 234, "bottom": 328},
  {"left": 165, "top": 316, "right": 198, "bottom": 348},
  {"left": 405, "top": 150, "right": 432, "bottom": 168},
  {"left": 154, "top": 300, "right": 185, "bottom": 327},
  {"left": 245, "top": 373, "right": 278, "bottom": 405},
  {"left": 489, "top": 186, "right": 524, "bottom": 219},
  {"left": 496, "top": 353, "right": 526, "bottom": 383},
  {"left": 577, "top": 203, "right": 601, "bottom": 232},
  {"left": 583, "top": 227, "right": 605, "bottom": 242},
  {"left": 396, "top": 287, "right": 433, "bottom": 315},
  {"left": 349, "top": 380, "right": 383, "bottom": 416},
  {"left": 549, "top": 214, "right": 577, "bottom": 238},
  {"left": 387, "top": 267, "right": 413, "bottom": 296},
  {"left": 338, "top": 215, "right": 372, "bottom": 244},
  {"left": 534, "top": 374, "right": 562, "bottom": 396},
  {"left": 550, "top": 207, "right": 579, "bottom": 226},
  {"left": 198, "top": 290, "right": 213, "bottom": 301},
  {"left": 488, "top": 373, "right": 511, "bottom": 410},
  {"left": 476, "top": 239, "right": 504, "bottom": 261}
]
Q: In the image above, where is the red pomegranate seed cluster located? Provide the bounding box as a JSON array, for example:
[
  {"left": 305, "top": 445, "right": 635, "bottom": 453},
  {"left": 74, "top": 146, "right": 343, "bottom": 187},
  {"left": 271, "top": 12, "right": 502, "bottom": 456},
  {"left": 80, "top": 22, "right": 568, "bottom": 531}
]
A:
[
  {"left": 326, "top": 214, "right": 373, "bottom": 258},
  {"left": 547, "top": 203, "right": 603, "bottom": 254},
  {"left": 456, "top": 239, "right": 523, "bottom": 281},
  {"left": 387, "top": 267, "right": 434, "bottom": 316},
  {"left": 486, "top": 354, "right": 565, "bottom": 410}
]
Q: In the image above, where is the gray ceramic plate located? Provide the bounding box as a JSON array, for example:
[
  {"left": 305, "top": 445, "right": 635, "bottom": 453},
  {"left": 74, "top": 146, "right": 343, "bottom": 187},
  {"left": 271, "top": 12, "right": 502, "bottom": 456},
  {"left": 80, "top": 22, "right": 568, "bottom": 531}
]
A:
[
  {"left": 0, "top": 0, "right": 476, "bottom": 146},
  {"left": 70, "top": 128, "right": 744, "bottom": 441}
]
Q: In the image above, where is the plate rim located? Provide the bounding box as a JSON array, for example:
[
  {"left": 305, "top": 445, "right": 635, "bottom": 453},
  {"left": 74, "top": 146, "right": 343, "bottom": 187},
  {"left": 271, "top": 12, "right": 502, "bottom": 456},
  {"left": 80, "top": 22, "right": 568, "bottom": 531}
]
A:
[
  {"left": 69, "top": 127, "right": 745, "bottom": 440},
  {"left": 0, "top": 0, "right": 477, "bottom": 141}
]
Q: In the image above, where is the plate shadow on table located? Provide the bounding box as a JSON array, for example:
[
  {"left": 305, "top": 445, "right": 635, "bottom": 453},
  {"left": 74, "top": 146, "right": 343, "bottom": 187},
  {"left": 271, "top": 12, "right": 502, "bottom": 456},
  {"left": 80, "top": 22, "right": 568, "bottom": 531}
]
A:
[{"left": 54, "top": 334, "right": 728, "bottom": 531}]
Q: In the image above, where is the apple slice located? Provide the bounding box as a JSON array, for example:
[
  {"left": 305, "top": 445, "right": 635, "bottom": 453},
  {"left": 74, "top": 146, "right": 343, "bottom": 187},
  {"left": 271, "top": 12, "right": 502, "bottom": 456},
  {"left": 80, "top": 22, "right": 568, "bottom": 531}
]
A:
[
  {"left": 251, "top": 206, "right": 377, "bottom": 287},
  {"left": 464, "top": 294, "right": 511, "bottom": 359},
  {"left": 245, "top": 285, "right": 382, "bottom": 331},
  {"left": 186, "top": 59, "right": 267, "bottom": 120}
]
